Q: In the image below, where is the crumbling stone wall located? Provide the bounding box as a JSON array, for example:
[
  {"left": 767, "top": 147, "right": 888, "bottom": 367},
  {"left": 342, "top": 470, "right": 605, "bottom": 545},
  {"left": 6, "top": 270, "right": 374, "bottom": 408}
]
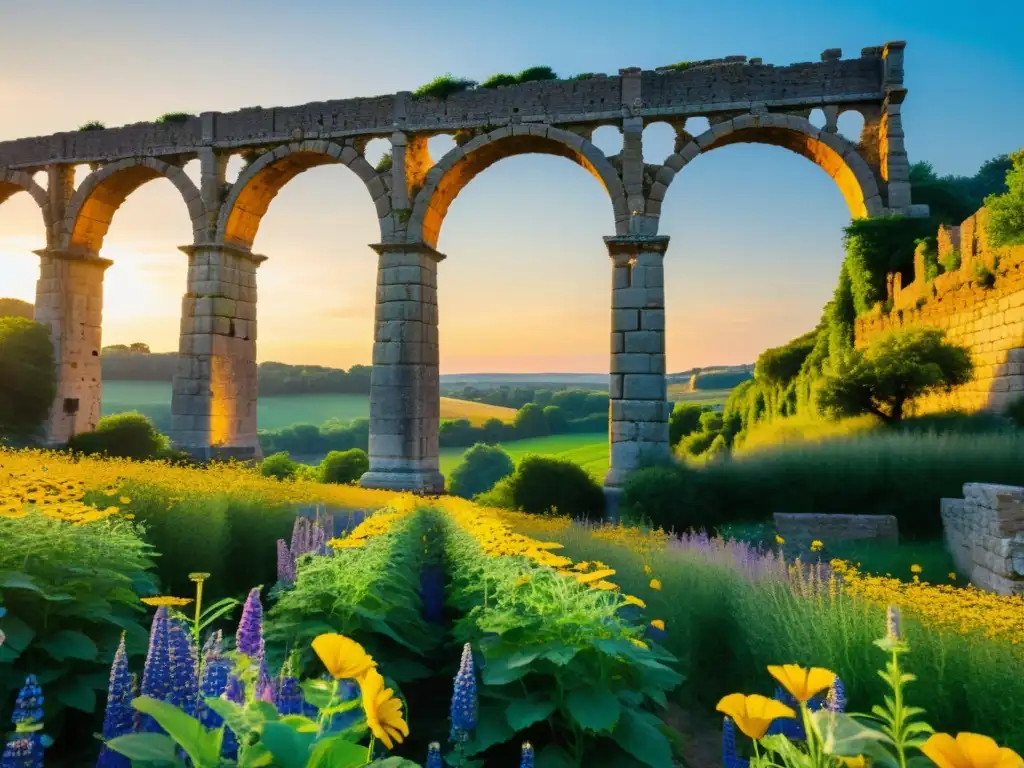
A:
[
  {"left": 773, "top": 512, "right": 899, "bottom": 550},
  {"left": 855, "top": 208, "right": 1024, "bottom": 414},
  {"left": 940, "top": 483, "right": 1024, "bottom": 596}
]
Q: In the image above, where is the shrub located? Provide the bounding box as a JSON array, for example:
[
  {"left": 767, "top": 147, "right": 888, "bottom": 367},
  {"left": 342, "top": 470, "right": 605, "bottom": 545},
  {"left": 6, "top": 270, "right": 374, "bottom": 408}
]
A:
[
  {"left": 67, "top": 411, "right": 168, "bottom": 459},
  {"left": 480, "top": 73, "right": 519, "bottom": 88},
  {"left": 318, "top": 448, "right": 369, "bottom": 484},
  {"left": 698, "top": 410, "right": 724, "bottom": 433},
  {"left": 621, "top": 463, "right": 699, "bottom": 530},
  {"left": 448, "top": 443, "right": 515, "bottom": 499},
  {"left": 669, "top": 403, "right": 708, "bottom": 446},
  {"left": 0, "top": 508, "right": 157, "bottom": 749},
  {"left": 513, "top": 402, "right": 550, "bottom": 438},
  {"left": 678, "top": 430, "right": 716, "bottom": 458},
  {"left": 985, "top": 149, "right": 1024, "bottom": 248},
  {"left": 974, "top": 259, "right": 996, "bottom": 288},
  {"left": 939, "top": 247, "right": 962, "bottom": 273},
  {"left": 413, "top": 74, "right": 477, "bottom": 100},
  {"left": 155, "top": 112, "right": 191, "bottom": 124},
  {"left": 0, "top": 317, "right": 56, "bottom": 441},
  {"left": 374, "top": 151, "right": 393, "bottom": 173},
  {"left": 505, "top": 455, "right": 605, "bottom": 520},
  {"left": 569, "top": 72, "right": 599, "bottom": 80},
  {"left": 260, "top": 451, "right": 299, "bottom": 480},
  {"left": 542, "top": 404, "right": 567, "bottom": 432},
  {"left": 515, "top": 65, "right": 557, "bottom": 82},
  {"left": 78, "top": 121, "right": 106, "bottom": 131}
]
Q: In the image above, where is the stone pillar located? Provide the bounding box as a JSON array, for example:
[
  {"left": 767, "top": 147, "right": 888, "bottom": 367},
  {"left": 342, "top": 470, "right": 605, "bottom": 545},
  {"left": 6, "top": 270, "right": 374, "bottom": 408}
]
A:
[
  {"left": 359, "top": 242, "right": 444, "bottom": 494},
  {"left": 33, "top": 248, "right": 111, "bottom": 444},
  {"left": 880, "top": 41, "right": 911, "bottom": 212},
  {"left": 605, "top": 235, "right": 672, "bottom": 489},
  {"left": 170, "top": 243, "right": 263, "bottom": 460}
]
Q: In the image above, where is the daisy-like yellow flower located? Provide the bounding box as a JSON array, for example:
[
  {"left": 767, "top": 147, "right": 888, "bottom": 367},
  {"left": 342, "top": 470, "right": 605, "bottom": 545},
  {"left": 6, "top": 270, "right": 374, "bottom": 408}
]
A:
[
  {"left": 767, "top": 664, "right": 836, "bottom": 703},
  {"left": 643, "top": 564, "right": 652, "bottom": 575},
  {"left": 359, "top": 667, "right": 409, "bottom": 750},
  {"left": 810, "top": 540, "right": 824, "bottom": 552},
  {"left": 140, "top": 596, "right": 194, "bottom": 607},
  {"left": 312, "top": 633, "right": 376, "bottom": 681},
  {"left": 515, "top": 575, "right": 530, "bottom": 586},
  {"left": 649, "top": 578, "right": 662, "bottom": 591},
  {"left": 775, "top": 534, "right": 785, "bottom": 545},
  {"left": 716, "top": 693, "right": 796, "bottom": 740},
  {"left": 575, "top": 568, "right": 616, "bottom": 585},
  {"left": 591, "top": 580, "right": 619, "bottom": 591},
  {"left": 650, "top": 619, "right": 665, "bottom": 631},
  {"left": 911, "top": 564, "right": 923, "bottom": 574},
  {"left": 629, "top": 638, "right": 648, "bottom": 650},
  {"left": 621, "top": 595, "right": 646, "bottom": 609},
  {"left": 922, "top": 732, "right": 1023, "bottom": 768},
  {"left": 119, "top": 497, "right": 131, "bottom": 505}
]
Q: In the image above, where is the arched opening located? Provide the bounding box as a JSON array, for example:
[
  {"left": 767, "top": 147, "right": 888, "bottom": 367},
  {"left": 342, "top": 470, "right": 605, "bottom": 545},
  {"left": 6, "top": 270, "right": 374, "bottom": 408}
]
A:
[
  {"left": 658, "top": 138, "right": 858, "bottom": 392},
  {"left": 837, "top": 109, "right": 866, "bottom": 145},
  {"left": 0, "top": 180, "right": 49, "bottom": 312},
  {"left": 808, "top": 108, "right": 827, "bottom": 129},
  {"left": 642, "top": 122, "right": 677, "bottom": 165},
  {"left": 591, "top": 125, "right": 624, "bottom": 158}
]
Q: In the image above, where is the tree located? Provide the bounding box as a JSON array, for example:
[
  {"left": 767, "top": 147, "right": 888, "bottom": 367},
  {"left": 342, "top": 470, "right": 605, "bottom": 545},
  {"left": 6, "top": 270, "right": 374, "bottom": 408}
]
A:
[
  {"left": 129, "top": 342, "right": 151, "bottom": 354},
  {"left": 448, "top": 443, "right": 515, "bottom": 499},
  {"left": 67, "top": 411, "right": 169, "bottom": 459},
  {"left": 0, "top": 317, "right": 57, "bottom": 441},
  {"left": 986, "top": 149, "right": 1024, "bottom": 248},
  {"left": 668, "top": 403, "right": 707, "bottom": 446},
  {"left": 513, "top": 403, "right": 549, "bottom": 438},
  {"left": 817, "top": 328, "right": 973, "bottom": 423},
  {"left": 0, "top": 298, "right": 34, "bottom": 319},
  {"left": 319, "top": 448, "right": 369, "bottom": 484},
  {"left": 542, "top": 405, "right": 567, "bottom": 433}
]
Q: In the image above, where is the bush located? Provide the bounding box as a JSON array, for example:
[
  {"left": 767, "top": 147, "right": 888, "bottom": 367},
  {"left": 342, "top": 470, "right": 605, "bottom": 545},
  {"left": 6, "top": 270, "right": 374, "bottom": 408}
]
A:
[
  {"left": 155, "top": 112, "right": 191, "bottom": 124},
  {"left": 448, "top": 443, "right": 515, "bottom": 499},
  {"left": 0, "top": 298, "right": 33, "bottom": 319},
  {"left": 260, "top": 451, "right": 299, "bottom": 480},
  {"left": 515, "top": 65, "right": 557, "bottom": 82},
  {"left": 504, "top": 455, "right": 605, "bottom": 520},
  {"left": 413, "top": 74, "right": 477, "bottom": 99},
  {"left": 669, "top": 403, "right": 707, "bottom": 446},
  {"left": 985, "top": 149, "right": 1024, "bottom": 248},
  {"left": 621, "top": 463, "right": 698, "bottom": 530},
  {"left": 0, "top": 317, "right": 56, "bottom": 441},
  {"left": 318, "top": 448, "right": 369, "bottom": 484},
  {"left": 480, "top": 73, "right": 519, "bottom": 88},
  {"left": 67, "top": 411, "right": 168, "bottom": 459},
  {"left": 0, "top": 508, "right": 157, "bottom": 753},
  {"left": 78, "top": 121, "right": 105, "bottom": 131},
  {"left": 513, "top": 402, "right": 550, "bottom": 438},
  {"left": 678, "top": 430, "right": 716, "bottom": 457}
]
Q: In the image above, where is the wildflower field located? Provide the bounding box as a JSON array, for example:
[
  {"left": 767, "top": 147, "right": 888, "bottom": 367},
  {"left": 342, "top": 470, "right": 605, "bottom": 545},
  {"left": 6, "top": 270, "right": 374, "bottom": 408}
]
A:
[{"left": 1, "top": 449, "right": 1022, "bottom": 767}]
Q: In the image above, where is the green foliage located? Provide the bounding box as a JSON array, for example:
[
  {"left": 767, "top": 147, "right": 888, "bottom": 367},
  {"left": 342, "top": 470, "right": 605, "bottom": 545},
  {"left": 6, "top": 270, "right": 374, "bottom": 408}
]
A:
[
  {"left": 503, "top": 455, "right": 605, "bottom": 520},
  {"left": 661, "top": 61, "right": 692, "bottom": 71},
  {"left": 448, "top": 443, "right": 515, "bottom": 499},
  {"left": 910, "top": 156, "right": 1013, "bottom": 225},
  {"left": 413, "top": 74, "right": 477, "bottom": 100},
  {"left": 677, "top": 430, "right": 716, "bottom": 458},
  {"left": 568, "top": 73, "right": 599, "bottom": 81},
  {"left": 515, "top": 66, "right": 557, "bottom": 82},
  {"left": 440, "top": 511, "right": 683, "bottom": 764},
  {"left": 375, "top": 151, "right": 393, "bottom": 173},
  {"left": 0, "top": 317, "right": 56, "bottom": 441},
  {"left": 260, "top": 419, "right": 369, "bottom": 457},
  {"left": 0, "top": 298, "right": 33, "bottom": 319},
  {"left": 669, "top": 403, "right": 708, "bottom": 446},
  {"left": 842, "top": 217, "right": 936, "bottom": 314},
  {"left": 621, "top": 464, "right": 695, "bottom": 530},
  {"left": 986, "top": 150, "right": 1024, "bottom": 248},
  {"left": 755, "top": 331, "right": 819, "bottom": 387},
  {"left": 67, "top": 411, "right": 169, "bottom": 459},
  {"left": 479, "top": 73, "right": 519, "bottom": 88},
  {"left": 0, "top": 509, "right": 157, "bottom": 738},
  {"left": 78, "top": 121, "right": 106, "bottom": 131},
  {"left": 916, "top": 237, "right": 941, "bottom": 282},
  {"left": 939, "top": 246, "right": 961, "bottom": 273},
  {"left": 267, "top": 510, "right": 441, "bottom": 680},
  {"left": 260, "top": 451, "right": 300, "bottom": 480},
  {"left": 818, "top": 328, "right": 973, "bottom": 423},
  {"left": 512, "top": 402, "right": 550, "bottom": 438},
  {"left": 155, "top": 112, "right": 192, "bottom": 124},
  {"left": 318, "top": 448, "right": 369, "bottom": 485},
  {"left": 688, "top": 369, "right": 753, "bottom": 389},
  {"left": 698, "top": 411, "right": 723, "bottom": 434},
  {"left": 973, "top": 259, "right": 997, "bottom": 288}
]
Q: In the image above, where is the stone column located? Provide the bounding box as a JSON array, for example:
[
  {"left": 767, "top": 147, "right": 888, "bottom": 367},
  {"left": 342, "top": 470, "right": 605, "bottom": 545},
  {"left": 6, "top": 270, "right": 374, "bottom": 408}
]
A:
[
  {"left": 171, "top": 243, "right": 263, "bottom": 460},
  {"left": 359, "top": 242, "right": 444, "bottom": 494},
  {"left": 880, "top": 41, "right": 912, "bottom": 213},
  {"left": 33, "top": 248, "right": 111, "bottom": 444},
  {"left": 605, "top": 235, "right": 672, "bottom": 489}
]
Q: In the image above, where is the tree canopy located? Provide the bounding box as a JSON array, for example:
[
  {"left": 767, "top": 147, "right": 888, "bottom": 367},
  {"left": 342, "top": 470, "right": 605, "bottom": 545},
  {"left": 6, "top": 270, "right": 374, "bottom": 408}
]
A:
[{"left": 0, "top": 317, "right": 56, "bottom": 440}]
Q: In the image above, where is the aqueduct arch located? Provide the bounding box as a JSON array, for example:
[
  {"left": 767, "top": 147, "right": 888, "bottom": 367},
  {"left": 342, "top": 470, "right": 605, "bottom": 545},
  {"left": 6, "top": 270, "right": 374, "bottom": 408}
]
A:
[{"left": 0, "top": 42, "right": 925, "bottom": 494}]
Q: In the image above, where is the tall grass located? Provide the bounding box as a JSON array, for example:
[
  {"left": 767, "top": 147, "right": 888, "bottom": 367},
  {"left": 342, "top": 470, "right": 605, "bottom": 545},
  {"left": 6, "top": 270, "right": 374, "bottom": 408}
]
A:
[
  {"left": 668, "top": 431, "right": 1024, "bottom": 537},
  {"left": 509, "top": 518, "right": 1024, "bottom": 751}
]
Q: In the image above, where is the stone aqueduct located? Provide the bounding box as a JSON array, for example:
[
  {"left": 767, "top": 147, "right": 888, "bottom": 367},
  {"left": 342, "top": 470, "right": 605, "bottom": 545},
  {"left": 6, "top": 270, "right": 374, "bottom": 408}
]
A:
[{"left": 0, "top": 43, "right": 925, "bottom": 494}]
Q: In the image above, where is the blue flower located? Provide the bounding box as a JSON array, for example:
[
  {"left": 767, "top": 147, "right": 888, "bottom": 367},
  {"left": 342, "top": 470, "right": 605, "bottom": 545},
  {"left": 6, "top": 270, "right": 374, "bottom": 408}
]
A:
[
  {"left": 167, "top": 620, "right": 198, "bottom": 717},
  {"left": 721, "top": 717, "right": 749, "bottom": 768},
  {"left": 449, "top": 643, "right": 478, "bottom": 741},
  {"left": 1, "top": 735, "right": 43, "bottom": 768},
  {"left": 519, "top": 742, "right": 535, "bottom": 768},
  {"left": 97, "top": 634, "right": 134, "bottom": 768},
  {"left": 235, "top": 588, "right": 265, "bottom": 664},
  {"left": 198, "top": 655, "right": 231, "bottom": 729},
  {"left": 5, "top": 677, "right": 45, "bottom": 768},
  {"left": 426, "top": 742, "right": 442, "bottom": 768},
  {"left": 139, "top": 608, "right": 171, "bottom": 733},
  {"left": 826, "top": 676, "right": 846, "bottom": 713},
  {"left": 11, "top": 676, "right": 43, "bottom": 726},
  {"left": 275, "top": 677, "right": 304, "bottom": 716}
]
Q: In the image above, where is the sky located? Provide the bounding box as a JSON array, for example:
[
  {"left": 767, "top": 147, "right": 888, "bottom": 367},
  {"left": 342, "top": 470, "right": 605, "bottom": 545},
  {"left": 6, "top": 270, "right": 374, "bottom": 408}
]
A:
[{"left": 1, "top": 0, "right": 1022, "bottom": 374}]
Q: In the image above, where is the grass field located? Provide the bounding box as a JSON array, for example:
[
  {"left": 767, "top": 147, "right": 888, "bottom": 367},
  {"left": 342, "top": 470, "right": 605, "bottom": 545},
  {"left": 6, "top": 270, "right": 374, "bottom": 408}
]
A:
[
  {"left": 101, "top": 381, "right": 517, "bottom": 430},
  {"left": 666, "top": 386, "right": 732, "bottom": 407},
  {"left": 439, "top": 433, "right": 609, "bottom": 480}
]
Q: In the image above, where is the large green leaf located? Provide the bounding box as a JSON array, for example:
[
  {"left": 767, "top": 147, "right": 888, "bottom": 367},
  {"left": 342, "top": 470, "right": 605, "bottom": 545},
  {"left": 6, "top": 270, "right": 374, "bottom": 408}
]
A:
[
  {"left": 0, "top": 612, "right": 35, "bottom": 652},
  {"left": 481, "top": 655, "right": 532, "bottom": 686},
  {"left": 536, "top": 744, "right": 575, "bottom": 768},
  {"left": 382, "top": 657, "right": 433, "bottom": 682},
  {"left": 367, "top": 759, "right": 422, "bottom": 767},
  {"left": 0, "top": 573, "right": 45, "bottom": 594},
  {"left": 465, "top": 704, "right": 515, "bottom": 757},
  {"left": 36, "top": 629, "right": 99, "bottom": 661},
  {"left": 204, "top": 697, "right": 268, "bottom": 739},
  {"left": 260, "top": 721, "right": 317, "bottom": 768},
  {"left": 812, "top": 710, "right": 897, "bottom": 768},
  {"left": 542, "top": 646, "right": 578, "bottom": 666},
  {"left": 55, "top": 677, "right": 97, "bottom": 712},
  {"left": 305, "top": 735, "right": 368, "bottom": 768},
  {"left": 567, "top": 689, "right": 621, "bottom": 733},
  {"left": 105, "top": 732, "right": 183, "bottom": 763},
  {"left": 611, "top": 708, "right": 674, "bottom": 768},
  {"left": 133, "top": 696, "right": 224, "bottom": 768},
  {"left": 506, "top": 696, "right": 556, "bottom": 731}
]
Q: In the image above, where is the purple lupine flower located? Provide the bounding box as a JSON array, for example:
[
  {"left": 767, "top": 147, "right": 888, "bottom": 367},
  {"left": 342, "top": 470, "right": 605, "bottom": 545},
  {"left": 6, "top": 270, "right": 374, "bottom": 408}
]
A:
[
  {"left": 519, "top": 742, "right": 535, "bottom": 768},
  {"left": 826, "top": 676, "right": 846, "bottom": 713},
  {"left": 235, "top": 588, "right": 265, "bottom": 663},
  {"left": 5, "top": 676, "right": 45, "bottom": 768},
  {"left": 425, "top": 742, "right": 442, "bottom": 768},
  {"left": 722, "top": 717, "right": 749, "bottom": 768},
  {"left": 290, "top": 517, "right": 309, "bottom": 557},
  {"left": 97, "top": 634, "right": 134, "bottom": 768},
  {"left": 139, "top": 607, "right": 172, "bottom": 733},
  {"left": 167, "top": 620, "right": 198, "bottom": 717},
  {"left": 198, "top": 653, "right": 230, "bottom": 729},
  {"left": 276, "top": 540, "right": 296, "bottom": 584},
  {"left": 275, "top": 677, "right": 304, "bottom": 716},
  {"left": 449, "top": 643, "right": 478, "bottom": 742}
]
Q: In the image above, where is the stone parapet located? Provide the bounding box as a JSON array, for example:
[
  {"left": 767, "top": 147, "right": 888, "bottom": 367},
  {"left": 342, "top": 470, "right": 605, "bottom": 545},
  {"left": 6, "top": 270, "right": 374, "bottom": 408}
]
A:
[{"left": 940, "top": 483, "right": 1024, "bottom": 596}]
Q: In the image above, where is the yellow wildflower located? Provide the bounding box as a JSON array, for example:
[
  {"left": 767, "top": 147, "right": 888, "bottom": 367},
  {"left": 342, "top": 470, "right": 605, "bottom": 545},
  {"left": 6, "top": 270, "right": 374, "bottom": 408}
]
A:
[
  {"left": 649, "top": 578, "right": 662, "bottom": 591},
  {"left": 650, "top": 619, "right": 665, "bottom": 631},
  {"left": 621, "top": 595, "right": 646, "bottom": 609},
  {"left": 767, "top": 664, "right": 836, "bottom": 703},
  {"left": 911, "top": 564, "right": 922, "bottom": 574},
  {"left": 312, "top": 633, "right": 376, "bottom": 681},
  {"left": 359, "top": 668, "right": 409, "bottom": 750},
  {"left": 716, "top": 693, "right": 795, "bottom": 740},
  {"left": 775, "top": 534, "right": 785, "bottom": 545},
  {"left": 922, "top": 732, "right": 1022, "bottom": 768},
  {"left": 140, "top": 596, "right": 194, "bottom": 607},
  {"left": 629, "top": 638, "right": 648, "bottom": 650}
]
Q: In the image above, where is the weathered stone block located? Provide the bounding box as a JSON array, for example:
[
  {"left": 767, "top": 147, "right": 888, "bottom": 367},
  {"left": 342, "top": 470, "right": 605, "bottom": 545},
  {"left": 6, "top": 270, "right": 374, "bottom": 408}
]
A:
[
  {"left": 624, "top": 330, "right": 663, "bottom": 354},
  {"left": 612, "top": 309, "right": 640, "bottom": 332},
  {"left": 610, "top": 354, "right": 654, "bottom": 374},
  {"left": 622, "top": 374, "right": 666, "bottom": 400}
]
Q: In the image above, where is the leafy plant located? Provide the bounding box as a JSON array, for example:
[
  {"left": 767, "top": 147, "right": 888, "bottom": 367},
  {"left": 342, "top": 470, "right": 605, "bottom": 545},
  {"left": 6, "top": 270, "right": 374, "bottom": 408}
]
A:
[
  {"left": 375, "top": 151, "right": 393, "bottom": 173},
  {"left": 78, "top": 121, "right": 106, "bottom": 131},
  {"left": 156, "top": 112, "right": 192, "bottom": 124},
  {"left": 479, "top": 73, "right": 519, "bottom": 89},
  {"left": 940, "top": 247, "right": 962, "bottom": 273},
  {"left": 67, "top": 411, "right": 169, "bottom": 459},
  {"left": 448, "top": 443, "right": 514, "bottom": 499},
  {"left": 261, "top": 451, "right": 300, "bottom": 480},
  {"left": 973, "top": 259, "right": 996, "bottom": 288},
  {"left": 319, "top": 449, "right": 370, "bottom": 485},
  {"left": 0, "top": 317, "right": 56, "bottom": 441},
  {"left": 984, "top": 149, "right": 1024, "bottom": 248},
  {"left": 514, "top": 66, "right": 557, "bottom": 83},
  {"left": 413, "top": 75, "right": 477, "bottom": 100}
]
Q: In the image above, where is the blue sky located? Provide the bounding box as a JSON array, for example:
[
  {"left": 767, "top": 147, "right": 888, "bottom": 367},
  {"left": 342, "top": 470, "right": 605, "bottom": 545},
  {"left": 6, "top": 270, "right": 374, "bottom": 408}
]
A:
[{"left": 0, "top": 0, "right": 1021, "bottom": 372}]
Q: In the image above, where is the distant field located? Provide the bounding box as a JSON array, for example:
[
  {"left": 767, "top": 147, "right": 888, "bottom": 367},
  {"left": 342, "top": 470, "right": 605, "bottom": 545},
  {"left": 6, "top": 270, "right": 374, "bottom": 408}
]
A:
[
  {"left": 439, "top": 433, "right": 608, "bottom": 481},
  {"left": 101, "top": 381, "right": 517, "bottom": 430},
  {"left": 667, "top": 386, "right": 732, "bottom": 407}
]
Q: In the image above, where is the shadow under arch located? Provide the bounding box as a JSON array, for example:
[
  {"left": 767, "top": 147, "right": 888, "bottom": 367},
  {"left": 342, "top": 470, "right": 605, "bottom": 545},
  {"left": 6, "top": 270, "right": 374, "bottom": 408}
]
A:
[
  {"left": 409, "top": 127, "right": 630, "bottom": 249},
  {"left": 217, "top": 141, "right": 389, "bottom": 250},
  {"left": 0, "top": 170, "right": 53, "bottom": 239},
  {"left": 662, "top": 115, "right": 883, "bottom": 221},
  {"left": 64, "top": 158, "right": 204, "bottom": 254}
]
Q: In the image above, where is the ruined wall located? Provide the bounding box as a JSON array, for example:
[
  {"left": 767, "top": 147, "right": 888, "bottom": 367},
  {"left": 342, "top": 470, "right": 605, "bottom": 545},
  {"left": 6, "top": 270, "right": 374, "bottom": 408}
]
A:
[
  {"left": 855, "top": 208, "right": 1024, "bottom": 414},
  {"left": 941, "top": 483, "right": 1024, "bottom": 596}
]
